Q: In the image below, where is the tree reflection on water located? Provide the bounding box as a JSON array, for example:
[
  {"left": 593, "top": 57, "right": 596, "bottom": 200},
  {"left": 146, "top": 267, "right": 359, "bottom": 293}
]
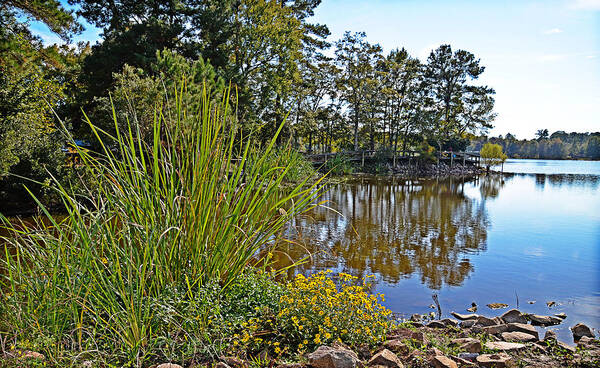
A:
[{"left": 278, "top": 176, "right": 493, "bottom": 290}]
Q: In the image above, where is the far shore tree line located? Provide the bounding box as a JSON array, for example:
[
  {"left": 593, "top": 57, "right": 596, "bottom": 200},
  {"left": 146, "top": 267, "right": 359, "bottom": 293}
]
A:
[{"left": 470, "top": 130, "right": 600, "bottom": 160}]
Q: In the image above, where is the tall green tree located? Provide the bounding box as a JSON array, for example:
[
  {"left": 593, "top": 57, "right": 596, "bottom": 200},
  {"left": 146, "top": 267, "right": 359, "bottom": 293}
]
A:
[
  {"left": 335, "top": 31, "right": 382, "bottom": 150},
  {"left": 423, "top": 45, "right": 495, "bottom": 152}
]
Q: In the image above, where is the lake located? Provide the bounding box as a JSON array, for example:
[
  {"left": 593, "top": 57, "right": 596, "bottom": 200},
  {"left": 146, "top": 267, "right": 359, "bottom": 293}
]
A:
[{"left": 280, "top": 159, "right": 600, "bottom": 343}]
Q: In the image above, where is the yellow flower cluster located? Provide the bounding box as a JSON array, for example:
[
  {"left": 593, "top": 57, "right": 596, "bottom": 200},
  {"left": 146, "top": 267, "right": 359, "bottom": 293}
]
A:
[
  {"left": 229, "top": 271, "right": 393, "bottom": 357},
  {"left": 277, "top": 271, "right": 392, "bottom": 351}
]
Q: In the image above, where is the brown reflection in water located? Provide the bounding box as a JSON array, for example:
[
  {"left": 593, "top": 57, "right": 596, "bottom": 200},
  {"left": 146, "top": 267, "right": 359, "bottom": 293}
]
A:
[{"left": 277, "top": 176, "right": 491, "bottom": 290}]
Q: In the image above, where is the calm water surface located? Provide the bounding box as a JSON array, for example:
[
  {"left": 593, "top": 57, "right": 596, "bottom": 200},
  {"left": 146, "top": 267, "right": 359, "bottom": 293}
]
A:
[{"left": 281, "top": 159, "right": 600, "bottom": 342}]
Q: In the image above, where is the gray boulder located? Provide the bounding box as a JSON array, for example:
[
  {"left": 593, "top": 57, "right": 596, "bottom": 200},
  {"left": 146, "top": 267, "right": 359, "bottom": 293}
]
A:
[
  {"left": 571, "top": 323, "right": 595, "bottom": 340},
  {"left": 368, "top": 349, "right": 403, "bottom": 368},
  {"left": 500, "top": 309, "right": 527, "bottom": 324},
  {"left": 308, "top": 346, "right": 360, "bottom": 368},
  {"left": 506, "top": 322, "right": 539, "bottom": 339}
]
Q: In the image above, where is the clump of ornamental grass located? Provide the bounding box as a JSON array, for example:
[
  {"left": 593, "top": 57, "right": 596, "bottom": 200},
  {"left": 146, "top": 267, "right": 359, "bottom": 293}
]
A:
[
  {"left": 0, "top": 85, "right": 325, "bottom": 367},
  {"left": 229, "top": 271, "right": 393, "bottom": 359}
]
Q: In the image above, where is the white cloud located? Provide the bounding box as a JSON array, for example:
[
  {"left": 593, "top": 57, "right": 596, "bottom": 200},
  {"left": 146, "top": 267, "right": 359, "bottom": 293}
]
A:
[
  {"left": 586, "top": 55, "right": 597, "bottom": 59},
  {"left": 568, "top": 0, "right": 600, "bottom": 10},
  {"left": 543, "top": 28, "right": 563, "bottom": 34}
]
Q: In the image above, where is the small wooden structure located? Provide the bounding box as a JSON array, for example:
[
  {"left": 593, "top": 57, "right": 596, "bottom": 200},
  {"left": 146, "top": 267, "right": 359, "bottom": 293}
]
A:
[{"left": 303, "top": 150, "right": 480, "bottom": 167}]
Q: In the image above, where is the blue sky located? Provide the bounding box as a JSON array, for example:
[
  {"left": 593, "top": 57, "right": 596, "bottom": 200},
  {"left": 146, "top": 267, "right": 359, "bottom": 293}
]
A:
[{"left": 30, "top": 0, "right": 599, "bottom": 139}]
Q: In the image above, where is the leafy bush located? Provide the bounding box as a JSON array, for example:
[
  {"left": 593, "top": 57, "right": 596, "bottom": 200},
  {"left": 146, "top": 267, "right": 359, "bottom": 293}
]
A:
[
  {"left": 480, "top": 142, "right": 507, "bottom": 170},
  {"left": 230, "top": 271, "right": 393, "bottom": 358}
]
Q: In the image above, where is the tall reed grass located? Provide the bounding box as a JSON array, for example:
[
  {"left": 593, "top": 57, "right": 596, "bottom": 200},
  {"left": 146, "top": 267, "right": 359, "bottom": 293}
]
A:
[{"left": 0, "top": 85, "right": 324, "bottom": 366}]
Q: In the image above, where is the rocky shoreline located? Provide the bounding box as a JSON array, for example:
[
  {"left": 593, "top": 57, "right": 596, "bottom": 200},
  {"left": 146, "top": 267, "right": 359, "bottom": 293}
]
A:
[
  {"left": 3, "top": 309, "right": 597, "bottom": 368},
  {"left": 389, "top": 163, "right": 485, "bottom": 177}
]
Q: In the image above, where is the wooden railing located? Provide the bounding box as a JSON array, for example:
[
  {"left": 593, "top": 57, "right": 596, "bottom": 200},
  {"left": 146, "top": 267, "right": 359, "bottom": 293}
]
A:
[{"left": 302, "top": 150, "right": 480, "bottom": 167}]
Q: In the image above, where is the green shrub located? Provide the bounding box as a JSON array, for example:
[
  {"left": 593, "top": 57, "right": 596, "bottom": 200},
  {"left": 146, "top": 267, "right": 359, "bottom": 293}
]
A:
[{"left": 0, "top": 85, "right": 324, "bottom": 367}]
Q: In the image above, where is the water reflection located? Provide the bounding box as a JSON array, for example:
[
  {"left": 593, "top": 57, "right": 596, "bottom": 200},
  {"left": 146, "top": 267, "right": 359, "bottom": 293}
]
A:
[
  {"left": 280, "top": 176, "right": 490, "bottom": 289},
  {"left": 526, "top": 173, "right": 600, "bottom": 190}
]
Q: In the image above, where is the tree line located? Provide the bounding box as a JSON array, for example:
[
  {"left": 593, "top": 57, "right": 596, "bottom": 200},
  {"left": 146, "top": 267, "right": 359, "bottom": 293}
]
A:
[{"left": 470, "top": 131, "right": 600, "bottom": 160}]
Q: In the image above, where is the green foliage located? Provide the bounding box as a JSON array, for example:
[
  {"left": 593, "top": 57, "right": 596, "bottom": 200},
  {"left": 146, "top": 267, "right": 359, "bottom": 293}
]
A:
[
  {"left": 250, "top": 147, "right": 317, "bottom": 183},
  {"left": 480, "top": 142, "right": 507, "bottom": 169},
  {"left": 325, "top": 154, "right": 354, "bottom": 175},
  {"left": 0, "top": 85, "right": 325, "bottom": 366},
  {"left": 415, "top": 141, "right": 437, "bottom": 165},
  {"left": 586, "top": 136, "right": 600, "bottom": 159},
  {"left": 91, "top": 49, "right": 226, "bottom": 143}
]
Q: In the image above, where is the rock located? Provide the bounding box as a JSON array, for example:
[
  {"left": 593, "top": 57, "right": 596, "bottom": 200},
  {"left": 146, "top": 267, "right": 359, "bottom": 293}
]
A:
[
  {"left": 278, "top": 364, "right": 303, "bottom": 368},
  {"left": 476, "top": 353, "right": 513, "bottom": 368},
  {"left": 577, "top": 336, "right": 600, "bottom": 348},
  {"left": 501, "top": 331, "right": 537, "bottom": 342},
  {"left": 157, "top": 364, "right": 183, "bottom": 368},
  {"left": 451, "top": 312, "right": 478, "bottom": 321},
  {"left": 427, "top": 320, "right": 447, "bottom": 329},
  {"left": 449, "top": 355, "right": 477, "bottom": 367},
  {"left": 459, "top": 320, "right": 476, "bottom": 328},
  {"left": 474, "top": 316, "right": 496, "bottom": 327},
  {"left": 527, "top": 300, "right": 536, "bottom": 304},
  {"left": 486, "top": 303, "right": 508, "bottom": 310},
  {"left": 308, "top": 346, "right": 360, "bottom": 368},
  {"left": 426, "top": 348, "right": 444, "bottom": 361},
  {"left": 543, "top": 330, "right": 557, "bottom": 341},
  {"left": 506, "top": 323, "right": 539, "bottom": 339},
  {"left": 571, "top": 323, "right": 595, "bottom": 339},
  {"left": 501, "top": 309, "right": 527, "bottom": 324},
  {"left": 457, "top": 353, "right": 479, "bottom": 362},
  {"left": 22, "top": 351, "right": 45, "bottom": 360},
  {"left": 431, "top": 356, "right": 457, "bottom": 368},
  {"left": 529, "top": 314, "right": 560, "bottom": 326},
  {"left": 388, "top": 328, "right": 427, "bottom": 346},
  {"left": 406, "top": 321, "right": 424, "bottom": 328},
  {"left": 546, "top": 301, "right": 556, "bottom": 308},
  {"left": 451, "top": 338, "right": 481, "bottom": 353},
  {"left": 484, "top": 341, "right": 526, "bottom": 352},
  {"left": 440, "top": 318, "right": 459, "bottom": 327},
  {"left": 557, "top": 341, "right": 576, "bottom": 353},
  {"left": 368, "top": 349, "right": 403, "bottom": 368},
  {"left": 554, "top": 313, "right": 567, "bottom": 319},
  {"left": 221, "top": 357, "right": 246, "bottom": 368},
  {"left": 481, "top": 324, "right": 508, "bottom": 335},
  {"left": 410, "top": 313, "right": 422, "bottom": 322},
  {"left": 383, "top": 340, "right": 409, "bottom": 356}
]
